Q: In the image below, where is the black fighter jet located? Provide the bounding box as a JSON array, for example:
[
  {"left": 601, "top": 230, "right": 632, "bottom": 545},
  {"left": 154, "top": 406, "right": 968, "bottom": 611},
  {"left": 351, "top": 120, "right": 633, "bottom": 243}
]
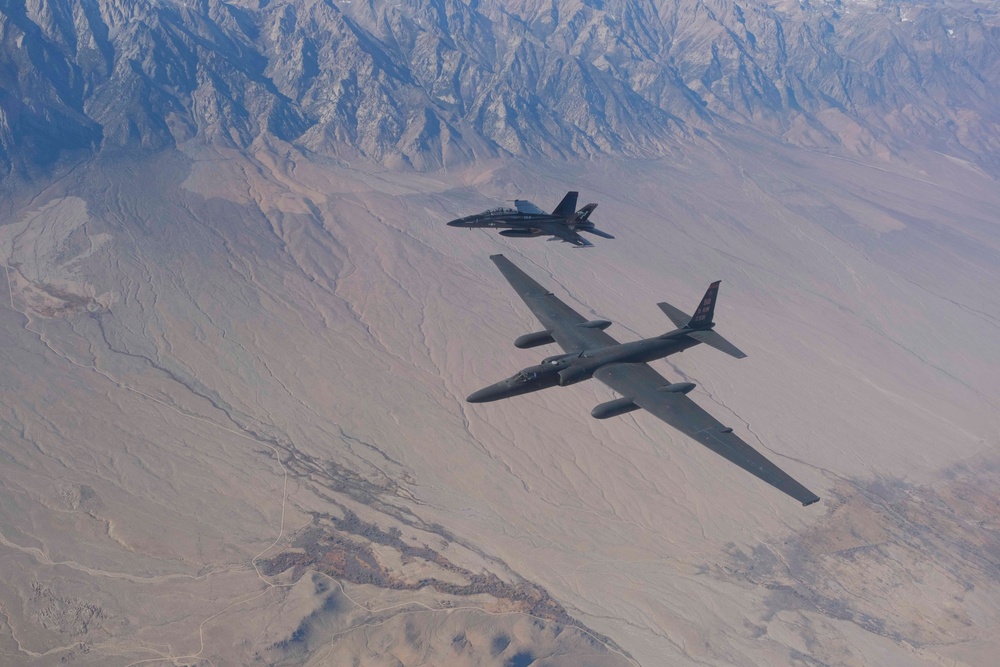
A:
[
  {"left": 467, "top": 255, "right": 820, "bottom": 507},
  {"left": 447, "top": 191, "right": 613, "bottom": 247}
]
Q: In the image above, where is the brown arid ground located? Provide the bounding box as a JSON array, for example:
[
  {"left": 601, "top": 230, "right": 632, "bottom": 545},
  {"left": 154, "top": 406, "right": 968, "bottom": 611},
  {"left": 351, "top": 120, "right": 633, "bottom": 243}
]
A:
[{"left": 1, "top": 136, "right": 999, "bottom": 665}]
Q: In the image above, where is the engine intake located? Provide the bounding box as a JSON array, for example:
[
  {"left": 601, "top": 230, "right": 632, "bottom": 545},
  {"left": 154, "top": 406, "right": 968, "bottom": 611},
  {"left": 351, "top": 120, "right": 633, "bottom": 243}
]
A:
[{"left": 558, "top": 364, "right": 594, "bottom": 386}]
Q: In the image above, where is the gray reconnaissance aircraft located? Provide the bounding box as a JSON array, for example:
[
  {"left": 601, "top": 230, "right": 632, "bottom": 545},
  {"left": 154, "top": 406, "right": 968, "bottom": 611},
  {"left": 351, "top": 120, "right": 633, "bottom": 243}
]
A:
[
  {"left": 467, "top": 255, "right": 820, "bottom": 507},
  {"left": 447, "top": 191, "right": 613, "bottom": 248}
]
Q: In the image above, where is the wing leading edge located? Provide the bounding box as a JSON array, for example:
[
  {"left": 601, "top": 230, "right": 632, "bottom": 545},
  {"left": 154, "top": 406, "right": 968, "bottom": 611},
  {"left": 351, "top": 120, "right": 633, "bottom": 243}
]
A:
[
  {"left": 593, "top": 363, "right": 820, "bottom": 506},
  {"left": 489, "top": 254, "right": 618, "bottom": 352},
  {"left": 514, "top": 199, "right": 546, "bottom": 215}
]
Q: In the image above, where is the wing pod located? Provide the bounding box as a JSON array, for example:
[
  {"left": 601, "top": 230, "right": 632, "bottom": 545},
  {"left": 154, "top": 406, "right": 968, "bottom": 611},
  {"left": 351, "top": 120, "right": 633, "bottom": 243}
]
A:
[
  {"left": 577, "top": 320, "right": 612, "bottom": 330},
  {"left": 515, "top": 330, "right": 555, "bottom": 349},
  {"left": 591, "top": 396, "right": 640, "bottom": 419},
  {"left": 659, "top": 382, "right": 696, "bottom": 394}
]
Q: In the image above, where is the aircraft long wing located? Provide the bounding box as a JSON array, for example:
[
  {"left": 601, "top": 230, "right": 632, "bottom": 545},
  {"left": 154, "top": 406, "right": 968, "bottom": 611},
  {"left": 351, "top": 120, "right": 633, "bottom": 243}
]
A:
[
  {"left": 490, "top": 254, "right": 618, "bottom": 351},
  {"left": 593, "top": 363, "right": 821, "bottom": 506}
]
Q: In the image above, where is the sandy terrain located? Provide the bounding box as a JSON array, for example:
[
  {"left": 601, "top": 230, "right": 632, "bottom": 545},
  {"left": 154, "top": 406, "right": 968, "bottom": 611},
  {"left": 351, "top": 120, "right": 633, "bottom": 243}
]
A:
[{"left": 1, "top": 136, "right": 998, "bottom": 665}]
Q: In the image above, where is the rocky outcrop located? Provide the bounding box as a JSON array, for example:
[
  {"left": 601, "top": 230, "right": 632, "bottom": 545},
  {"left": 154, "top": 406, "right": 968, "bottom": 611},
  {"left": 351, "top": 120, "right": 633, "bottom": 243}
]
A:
[{"left": 2, "top": 0, "right": 998, "bottom": 175}]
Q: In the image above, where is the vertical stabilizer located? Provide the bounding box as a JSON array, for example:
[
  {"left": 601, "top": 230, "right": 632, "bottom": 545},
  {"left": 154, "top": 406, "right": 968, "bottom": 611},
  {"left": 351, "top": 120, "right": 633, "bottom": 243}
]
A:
[
  {"left": 688, "top": 281, "right": 720, "bottom": 328},
  {"left": 575, "top": 203, "right": 597, "bottom": 223},
  {"left": 552, "top": 191, "right": 579, "bottom": 218}
]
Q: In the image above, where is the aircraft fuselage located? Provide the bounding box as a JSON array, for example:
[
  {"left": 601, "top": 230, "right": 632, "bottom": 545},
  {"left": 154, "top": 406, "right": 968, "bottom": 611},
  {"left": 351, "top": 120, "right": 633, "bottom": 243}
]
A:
[
  {"left": 447, "top": 194, "right": 608, "bottom": 247},
  {"left": 467, "top": 330, "right": 704, "bottom": 403},
  {"left": 447, "top": 209, "right": 568, "bottom": 230}
]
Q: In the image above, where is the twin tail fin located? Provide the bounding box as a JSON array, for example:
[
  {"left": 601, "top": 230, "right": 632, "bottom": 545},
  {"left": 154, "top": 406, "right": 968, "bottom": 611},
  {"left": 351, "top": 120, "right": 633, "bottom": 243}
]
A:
[{"left": 551, "top": 191, "right": 579, "bottom": 218}]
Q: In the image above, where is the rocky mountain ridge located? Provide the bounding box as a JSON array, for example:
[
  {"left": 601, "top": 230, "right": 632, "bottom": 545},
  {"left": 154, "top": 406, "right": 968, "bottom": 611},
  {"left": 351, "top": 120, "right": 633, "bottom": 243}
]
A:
[{"left": 2, "top": 0, "right": 998, "bottom": 174}]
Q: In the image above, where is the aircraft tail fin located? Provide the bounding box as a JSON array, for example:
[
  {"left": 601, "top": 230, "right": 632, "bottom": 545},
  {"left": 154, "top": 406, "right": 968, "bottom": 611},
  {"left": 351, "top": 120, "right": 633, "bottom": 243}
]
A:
[
  {"left": 687, "top": 330, "right": 747, "bottom": 359},
  {"left": 552, "top": 191, "right": 579, "bottom": 218},
  {"left": 658, "top": 281, "right": 746, "bottom": 358},
  {"left": 574, "top": 203, "right": 597, "bottom": 223},
  {"left": 687, "top": 280, "right": 720, "bottom": 328}
]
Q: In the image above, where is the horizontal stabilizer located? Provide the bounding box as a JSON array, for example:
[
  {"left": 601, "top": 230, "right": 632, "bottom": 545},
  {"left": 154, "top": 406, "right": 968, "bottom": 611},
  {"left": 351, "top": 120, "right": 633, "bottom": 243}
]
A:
[
  {"left": 580, "top": 226, "right": 614, "bottom": 239},
  {"left": 656, "top": 302, "right": 693, "bottom": 329},
  {"left": 687, "top": 330, "right": 747, "bottom": 359}
]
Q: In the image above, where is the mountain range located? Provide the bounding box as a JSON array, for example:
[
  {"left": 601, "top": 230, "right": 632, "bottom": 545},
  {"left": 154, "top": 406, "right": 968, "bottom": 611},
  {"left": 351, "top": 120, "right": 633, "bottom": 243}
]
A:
[{"left": 3, "top": 0, "right": 999, "bottom": 177}]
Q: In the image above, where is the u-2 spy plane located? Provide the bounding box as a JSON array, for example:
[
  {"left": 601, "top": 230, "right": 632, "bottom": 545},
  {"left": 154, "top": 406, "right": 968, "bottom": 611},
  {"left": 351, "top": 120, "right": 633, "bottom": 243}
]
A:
[
  {"left": 447, "top": 191, "right": 613, "bottom": 248},
  {"left": 468, "top": 255, "right": 820, "bottom": 506}
]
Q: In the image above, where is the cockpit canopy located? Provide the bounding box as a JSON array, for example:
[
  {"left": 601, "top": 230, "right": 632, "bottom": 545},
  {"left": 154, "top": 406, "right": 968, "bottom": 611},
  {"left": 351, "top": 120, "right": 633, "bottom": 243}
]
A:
[
  {"left": 513, "top": 370, "right": 538, "bottom": 384},
  {"left": 511, "top": 355, "right": 577, "bottom": 383},
  {"left": 485, "top": 207, "right": 517, "bottom": 215}
]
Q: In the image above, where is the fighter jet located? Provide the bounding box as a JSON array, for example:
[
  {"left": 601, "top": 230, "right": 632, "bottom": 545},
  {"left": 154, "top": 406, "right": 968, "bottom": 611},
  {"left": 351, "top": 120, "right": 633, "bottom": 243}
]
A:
[
  {"left": 467, "top": 255, "right": 820, "bottom": 507},
  {"left": 447, "top": 191, "right": 613, "bottom": 247}
]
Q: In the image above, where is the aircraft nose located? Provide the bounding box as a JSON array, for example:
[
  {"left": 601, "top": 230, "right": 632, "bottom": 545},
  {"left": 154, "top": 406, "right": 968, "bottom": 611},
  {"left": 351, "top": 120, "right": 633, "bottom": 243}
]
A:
[
  {"left": 447, "top": 218, "right": 464, "bottom": 227},
  {"left": 466, "top": 387, "right": 492, "bottom": 403},
  {"left": 467, "top": 381, "right": 509, "bottom": 403}
]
